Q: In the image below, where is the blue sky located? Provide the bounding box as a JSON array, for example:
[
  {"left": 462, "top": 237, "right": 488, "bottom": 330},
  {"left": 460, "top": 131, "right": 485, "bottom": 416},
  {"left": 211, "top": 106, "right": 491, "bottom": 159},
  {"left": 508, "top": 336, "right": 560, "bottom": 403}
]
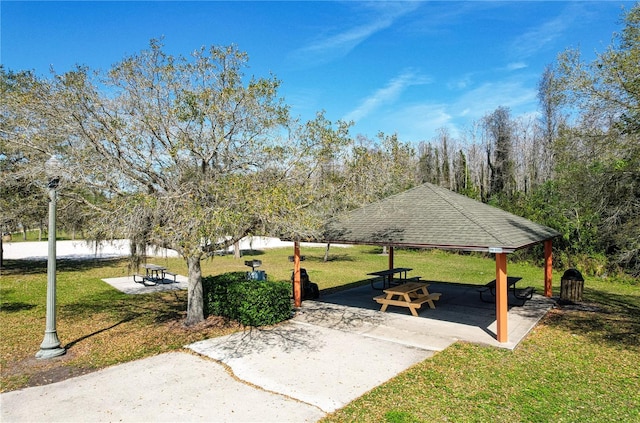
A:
[{"left": 1, "top": 1, "right": 632, "bottom": 144}]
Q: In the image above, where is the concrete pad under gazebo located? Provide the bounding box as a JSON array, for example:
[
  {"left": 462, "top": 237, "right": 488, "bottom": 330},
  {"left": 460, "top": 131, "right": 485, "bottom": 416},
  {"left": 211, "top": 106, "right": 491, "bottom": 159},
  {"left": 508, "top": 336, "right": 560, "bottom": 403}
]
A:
[{"left": 289, "top": 183, "right": 560, "bottom": 343}]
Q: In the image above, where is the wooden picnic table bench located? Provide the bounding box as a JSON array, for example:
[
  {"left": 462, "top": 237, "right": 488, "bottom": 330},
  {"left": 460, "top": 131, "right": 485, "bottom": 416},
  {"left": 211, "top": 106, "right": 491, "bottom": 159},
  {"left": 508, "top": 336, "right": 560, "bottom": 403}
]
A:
[{"left": 374, "top": 281, "right": 441, "bottom": 316}]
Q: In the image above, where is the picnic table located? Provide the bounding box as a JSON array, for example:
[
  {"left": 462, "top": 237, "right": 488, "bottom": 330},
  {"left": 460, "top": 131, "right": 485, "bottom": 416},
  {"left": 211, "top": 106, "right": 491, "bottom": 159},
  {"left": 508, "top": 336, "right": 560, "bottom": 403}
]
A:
[
  {"left": 143, "top": 264, "right": 167, "bottom": 281},
  {"left": 367, "top": 267, "right": 414, "bottom": 290},
  {"left": 477, "top": 276, "right": 534, "bottom": 304},
  {"left": 374, "top": 282, "right": 441, "bottom": 316},
  {"left": 132, "top": 264, "right": 177, "bottom": 285}
]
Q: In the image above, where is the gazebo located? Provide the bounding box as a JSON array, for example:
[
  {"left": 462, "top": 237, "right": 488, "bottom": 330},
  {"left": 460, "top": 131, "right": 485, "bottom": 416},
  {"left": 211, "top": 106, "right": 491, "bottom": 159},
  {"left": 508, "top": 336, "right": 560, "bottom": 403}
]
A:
[{"left": 290, "top": 183, "right": 560, "bottom": 343}]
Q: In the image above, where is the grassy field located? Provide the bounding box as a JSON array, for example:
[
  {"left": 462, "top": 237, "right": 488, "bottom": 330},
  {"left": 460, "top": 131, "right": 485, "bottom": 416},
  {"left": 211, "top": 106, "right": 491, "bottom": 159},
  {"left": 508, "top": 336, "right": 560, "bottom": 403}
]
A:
[
  {"left": 2, "top": 229, "right": 74, "bottom": 242},
  {"left": 1, "top": 245, "right": 639, "bottom": 421}
]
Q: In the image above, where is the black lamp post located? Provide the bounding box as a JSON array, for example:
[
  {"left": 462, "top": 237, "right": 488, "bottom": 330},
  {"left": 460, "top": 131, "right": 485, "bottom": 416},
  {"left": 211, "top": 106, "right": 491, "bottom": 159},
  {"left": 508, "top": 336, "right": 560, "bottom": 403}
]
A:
[{"left": 36, "top": 155, "right": 66, "bottom": 359}]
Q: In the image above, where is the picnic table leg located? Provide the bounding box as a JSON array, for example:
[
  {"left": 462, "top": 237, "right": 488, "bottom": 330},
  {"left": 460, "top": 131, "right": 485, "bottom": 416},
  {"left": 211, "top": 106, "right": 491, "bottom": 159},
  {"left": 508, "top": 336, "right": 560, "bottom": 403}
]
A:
[
  {"left": 379, "top": 293, "right": 394, "bottom": 312},
  {"left": 401, "top": 293, "right": 420, "bottom": 316},
  {"left": 417, "top": 286, "right": 436, "bottom": 309},
  {"left": 422, "top": 290, "right": 436, "bottom": 309}
]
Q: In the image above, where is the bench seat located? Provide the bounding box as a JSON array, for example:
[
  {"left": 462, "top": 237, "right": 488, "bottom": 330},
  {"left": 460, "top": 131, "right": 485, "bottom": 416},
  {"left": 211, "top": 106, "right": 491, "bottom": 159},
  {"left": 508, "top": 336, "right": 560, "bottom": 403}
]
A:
[
  {"left": 133, "top": 274, "right": 146, "bottom": 284},
  {"left": 515, "top": 286, "right": 535, "bottom": 300},
  {"left": 133, "top": 274, "right": 157, "bottom": 286},
  {"left": 163, "top": 271, "right": 177, "bottom": 282},
  {"left": 374, "top": 292, "right": 442, "bottom": 314},
  {"left": 477, "top": 277, "right": 534, "bottom": 305},
  {"left": 404, "top": 276, "right": 422, "bottom": 283}
]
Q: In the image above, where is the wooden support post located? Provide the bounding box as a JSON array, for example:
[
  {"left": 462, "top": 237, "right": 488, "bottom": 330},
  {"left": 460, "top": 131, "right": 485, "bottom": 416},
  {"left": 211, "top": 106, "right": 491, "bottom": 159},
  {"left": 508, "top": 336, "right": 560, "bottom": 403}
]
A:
[
  {"left": 544, "top": 240, "right": 553, "bottom": 297},
  {"left": 388, "top": 246, "right": 394, "bottom": 270},
  {"left": 495, "top": 253, "right": 508, "bottom": 343},
  {"left": 293, "top": 242, "right": 302, "bottom": 308}
]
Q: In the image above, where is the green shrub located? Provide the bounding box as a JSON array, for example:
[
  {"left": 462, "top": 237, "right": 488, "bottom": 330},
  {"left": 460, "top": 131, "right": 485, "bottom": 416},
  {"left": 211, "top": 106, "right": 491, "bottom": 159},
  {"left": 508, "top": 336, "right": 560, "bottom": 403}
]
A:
[
  {"left": 226, "top": 280, "right": 292, "bottom": 326},
  {"left": 554, "top": 252, "right": 609, "bottom": 277},
  {"left": 202, "top": 272, "right": 245, "bottom": 317},
  {"left": 202, "top": 272, "right": 292, "bottom": 326}
]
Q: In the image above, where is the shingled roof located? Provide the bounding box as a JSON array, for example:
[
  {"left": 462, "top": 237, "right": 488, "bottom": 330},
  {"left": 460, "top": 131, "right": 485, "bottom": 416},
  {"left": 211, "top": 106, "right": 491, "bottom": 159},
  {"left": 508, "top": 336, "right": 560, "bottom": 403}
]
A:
[{"left": 323, "top": 183, "right": 560, "bottom": 253}]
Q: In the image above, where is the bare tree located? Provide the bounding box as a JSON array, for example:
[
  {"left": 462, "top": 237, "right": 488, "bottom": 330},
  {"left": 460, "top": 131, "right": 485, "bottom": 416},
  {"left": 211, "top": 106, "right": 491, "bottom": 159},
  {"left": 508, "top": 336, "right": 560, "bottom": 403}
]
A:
[
  {"left": 483, "top": 107, "right": 516, "bottom": 198},
  {"left": 348, "top": 132, "right": 416, "bottom": 205},
  {"left": 0, "top": 69, "right": 75, "bottom": 246},
  {"left": 437, "top": 128, "right": 452, "bottom": 189},
  {"left": 13, "top": 41, "right": 356, "bottom": 324},
  {"left": 417, "top": 141, "right": 437, "bottom": 184},
  {"left": 537, "top": 64, "right": 565, "bottom": 181}
]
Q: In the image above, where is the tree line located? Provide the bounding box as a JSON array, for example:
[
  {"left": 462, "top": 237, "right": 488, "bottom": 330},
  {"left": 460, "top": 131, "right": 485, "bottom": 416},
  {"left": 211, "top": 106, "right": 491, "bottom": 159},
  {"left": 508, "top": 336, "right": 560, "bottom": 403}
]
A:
[
  {"left": 412, "top": 5, "right": 639, "bottom": 278},
  {"left": 2, "top": 5, "right": 638, "bottom": 325}
]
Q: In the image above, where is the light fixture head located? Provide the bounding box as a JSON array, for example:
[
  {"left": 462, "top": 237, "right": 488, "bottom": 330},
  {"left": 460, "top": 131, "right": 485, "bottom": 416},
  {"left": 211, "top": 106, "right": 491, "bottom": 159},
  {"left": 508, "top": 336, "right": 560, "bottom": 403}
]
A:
[{"left": 45, "top": 155, "right": 64, "bottom": 188}]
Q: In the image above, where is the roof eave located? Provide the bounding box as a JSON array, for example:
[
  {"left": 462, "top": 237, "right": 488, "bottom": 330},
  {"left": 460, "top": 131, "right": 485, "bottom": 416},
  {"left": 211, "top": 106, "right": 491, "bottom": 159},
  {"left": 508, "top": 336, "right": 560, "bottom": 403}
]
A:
[{"left": 323, "top": 233, "right": 561, "bottom": 254}]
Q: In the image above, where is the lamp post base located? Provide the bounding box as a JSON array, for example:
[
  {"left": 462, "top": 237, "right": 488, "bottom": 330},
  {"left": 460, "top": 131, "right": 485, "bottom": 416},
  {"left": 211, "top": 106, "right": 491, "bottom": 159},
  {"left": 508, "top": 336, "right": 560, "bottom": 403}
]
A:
[
  {"left": 36, "top": 346, "right": 66, "bottom": 359},
  {"left": 36, "top": 331, "right": 66, "bottom": 359}
]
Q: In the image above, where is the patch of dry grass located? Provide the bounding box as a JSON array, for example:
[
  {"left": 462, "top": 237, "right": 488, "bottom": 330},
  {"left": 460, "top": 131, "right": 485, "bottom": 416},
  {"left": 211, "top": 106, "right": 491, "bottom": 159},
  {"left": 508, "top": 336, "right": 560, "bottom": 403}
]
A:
[{"left": 1, "top": 258, "right": 240, "bottom": 392}]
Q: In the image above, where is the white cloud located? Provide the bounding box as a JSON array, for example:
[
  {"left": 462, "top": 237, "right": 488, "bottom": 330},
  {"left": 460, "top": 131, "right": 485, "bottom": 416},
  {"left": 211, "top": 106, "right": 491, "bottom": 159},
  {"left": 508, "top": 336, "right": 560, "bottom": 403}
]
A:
[
  {"left": 344, "top": 70, "right": 432, "bottom": 122},
  {"left": 509, "top": 3, "right": 585, "bottom": 60},
  {"left": 446, "top": 73, "right": 472, "bottom": 90},
  {"left": 506, "top": 62, "right": 528, "bottom": 71},
  {"left": 385, "top": 103, "right": 454, "bottom": 142},
  {"left": 351, "top": 76, "right": 540, "bottom": 143},
  {"left": 452, "top": 79, "right": 538, "bottom": 124},
  {"left": 350, "top": 102, "right": 455, "bottom": 143},
  {"left": 289, "top": 2, "right": 420, "bottom": 66}
]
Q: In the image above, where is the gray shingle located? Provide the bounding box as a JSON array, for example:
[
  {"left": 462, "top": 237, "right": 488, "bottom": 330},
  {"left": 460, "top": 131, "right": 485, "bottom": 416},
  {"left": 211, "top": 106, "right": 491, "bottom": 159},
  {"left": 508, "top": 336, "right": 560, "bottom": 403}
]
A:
[{"left": 322, "top": 183, "right": 560, "bottom": 252}]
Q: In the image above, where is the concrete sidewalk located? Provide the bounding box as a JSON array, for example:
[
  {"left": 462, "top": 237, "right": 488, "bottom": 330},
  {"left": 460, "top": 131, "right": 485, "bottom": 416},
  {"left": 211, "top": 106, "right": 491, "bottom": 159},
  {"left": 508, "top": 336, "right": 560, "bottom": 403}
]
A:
[
  {"left": 1, "top": 287, "right": 552, "bottom": 422},
  {"left": 0, "top": 352, "right": 326, "bottom": 422},
  {"left": 1, "top": 314, "right": 438, "bottom": 422}
]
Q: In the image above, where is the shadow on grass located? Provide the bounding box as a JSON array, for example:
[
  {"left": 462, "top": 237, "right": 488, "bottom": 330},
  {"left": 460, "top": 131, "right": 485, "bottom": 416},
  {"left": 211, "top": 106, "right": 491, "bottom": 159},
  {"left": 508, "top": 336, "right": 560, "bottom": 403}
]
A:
[
  {"left": 58, "top": 289, "right": 187, "bottom": 351},
  {"left": 64, "top": 291, "right": 185, "bottom": 319},
  {"left": 303, "top": 253, "right": 355, "bottom": 263},
  {"left": 1, "top": 258, "right": 128, "bottom": 276},
  {"left": 0, "top": 300, "right": 36, "bottom": 312},
  {"left": 235, "top": 249, "right": 265, "bottom": 257},
  {"left": 547, "top": 286, "right": 640, "bottom": 348},
  {"left": 64, "top": 317, "right": 135, "bottom": 350}
]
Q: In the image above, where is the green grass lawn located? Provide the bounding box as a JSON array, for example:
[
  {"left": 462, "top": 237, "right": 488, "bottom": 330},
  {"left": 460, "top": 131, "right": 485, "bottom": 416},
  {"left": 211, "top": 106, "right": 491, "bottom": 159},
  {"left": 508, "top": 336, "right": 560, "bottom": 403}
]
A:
[
  {"left": 3, "top": 229, "right": 76, "bottom": 242},
  {"left": 1, "top": 245, "right": 639, "bottom": 421}
]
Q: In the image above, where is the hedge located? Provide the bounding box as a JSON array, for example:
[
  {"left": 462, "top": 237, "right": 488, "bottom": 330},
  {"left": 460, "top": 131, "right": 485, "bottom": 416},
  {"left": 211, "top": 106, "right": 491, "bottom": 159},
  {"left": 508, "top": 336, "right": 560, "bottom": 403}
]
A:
[{"left": 202, "top": 272, "right": 292, "bottom": 326}]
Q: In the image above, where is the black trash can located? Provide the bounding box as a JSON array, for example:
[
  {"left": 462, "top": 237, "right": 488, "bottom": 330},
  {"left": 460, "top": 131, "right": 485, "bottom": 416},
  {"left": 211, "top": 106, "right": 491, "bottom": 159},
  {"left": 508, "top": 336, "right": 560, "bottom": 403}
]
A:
[
  {"left": 291, "top": 268, "right": 319, "bottom": 300},
  {"left": 560, "top": 269, "right": 584, "bottom": 303}
]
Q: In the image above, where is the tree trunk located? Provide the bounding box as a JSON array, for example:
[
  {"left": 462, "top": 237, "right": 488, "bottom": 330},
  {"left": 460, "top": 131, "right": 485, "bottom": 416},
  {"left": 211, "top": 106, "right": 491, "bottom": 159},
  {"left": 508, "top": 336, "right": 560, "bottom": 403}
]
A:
[
  {"left": 185, "top": 254, "right": 205, "bottom": 325},
  {"left": 234, "top": 240, "right": 241, "bottom": 259},
  {"left": 323, "top": 243, "right": 330, "bottom": 262}
]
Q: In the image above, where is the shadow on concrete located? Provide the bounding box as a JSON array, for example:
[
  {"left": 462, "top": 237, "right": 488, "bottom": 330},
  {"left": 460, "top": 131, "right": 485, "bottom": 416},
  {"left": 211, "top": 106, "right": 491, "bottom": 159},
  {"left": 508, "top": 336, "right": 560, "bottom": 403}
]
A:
[{"left": 300, "top": 280, "right": 554, "bottom": 350}]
